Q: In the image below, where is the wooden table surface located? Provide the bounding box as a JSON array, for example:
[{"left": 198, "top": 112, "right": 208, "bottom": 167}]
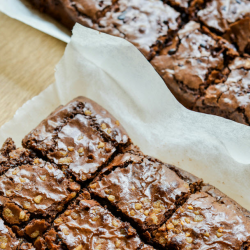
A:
[{"left": 0, "top": 12, "right": 66, "bottom": 127}]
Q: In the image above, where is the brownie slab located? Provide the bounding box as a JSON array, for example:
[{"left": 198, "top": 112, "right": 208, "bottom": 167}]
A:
[
  {"left": 0, "top": 138, "right": 34, "bottom": 176},
  {"left": 23, "top": 96, "right": 130, "bottom": 183},
  {"left": 194, "top": 57, "right": 250, "bottom": 125},
  {"left": 197, "top": 0, "right": 250, "bottom": 54},
  {"left": 0, "top": 155, "right": 80, "bottom": 240},
  {"left": 151, "top": 21, "right": 238, "bottom": 109},
  {"left": 89, "top": 152, "right": 202, "bottom": 239},
  {"left": 93, "top": 0, "right": 181, "bottom": 59},
  {"left": 44, "top": 190, "right": 155, "bottom": 250},
  {"left": 152, "top": 185, "right": 250, "bottom": 249}
]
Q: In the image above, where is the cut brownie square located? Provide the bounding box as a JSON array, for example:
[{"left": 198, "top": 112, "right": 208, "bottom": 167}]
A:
[
  {"left": 89, "top": 152, "right": 202, "bottom": 240},
  {"left": 151, "top": 21, "right": 238, "bottom": 109},
  {"left": 22, "top": 96, "right": 130, "bottom": 183},
  {"left": 93, "top": 0, "right": 181, "bottom": 59},
  {"left": 0, "top": 138, "right": 34, "bottom": 176},
  {"left": 152, "top": 185, "right": 250, "bottom": 249},
  {"left": 0, "top": 156, "right": 80, "bottom": 240},
  {"left": 197, "top": 0, "right": 250, "bottom": 54},
  {"left": 44, "top": 190, "right": 155, "bottom": 250},
  {"left": 28, "top": 0, "right": 116, "bottom": 30},
  {"left": 194, "top": 57, "right": 250, "bottom": 125}
]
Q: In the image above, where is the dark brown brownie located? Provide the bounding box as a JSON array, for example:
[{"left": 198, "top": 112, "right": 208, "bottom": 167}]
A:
[
  {"left": 88, "top": 152, "right": 202, "bottom": 239},
  {"left": 0, "top": 156, "right": 80, "bottom": 240},
  {"left": 194, "top": 57, "right": 250, "bottom": 125},
  {"left": 44, "top": 190, "right": 155, "bottom": 250},
  {"left": 22, "top": 96, "right": 130, "bottom": 183},
  {"left": 152, "top": 185, "right": 250, "bottom": 249},
  {"left": 151, "top": 21, "right": 238, "bottom": 109},
  {"left": 197, "top": 0, "right": 250, "bottom": 54},
  {"left": 0, "top": 138, "right": 34, "bottom": 176},
  {"left": 92, "top": 0, "right": 181, "bottom": 59},
  {"left": 0, "top": 217, "right": 36, "bottom": 250},
  {"left": 28, "top": 0, "right": 116, "bottom": 30}
]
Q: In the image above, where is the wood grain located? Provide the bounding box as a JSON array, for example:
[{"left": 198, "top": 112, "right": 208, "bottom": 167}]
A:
[{"left": 0, "top": 12, "right": 66, "bottom": 127}]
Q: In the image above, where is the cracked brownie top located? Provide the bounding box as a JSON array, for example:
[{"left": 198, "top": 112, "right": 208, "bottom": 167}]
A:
[
  {"left": 89, "top": 152, "right": 202, "bottom": 234},
  {"left": 151, "top": 21, "right": 238, "bottom": 109},
  {"left": 44, "top": 190, "right": 155, "bottom": 250},
  {"left": 0, "top": 158, "right": 80, "bottom": 240},
  {"left": 93, "top": 0, "right": 181, "bottom": 59},
  {"left": 22, "top": 97, "right": 130, "bottom": 183},
  {"left": 152, "top": 185, "right": 250, "bottom": 249},
  {"left": 194, "top": 57, "right": 250, "bottom": 125}
]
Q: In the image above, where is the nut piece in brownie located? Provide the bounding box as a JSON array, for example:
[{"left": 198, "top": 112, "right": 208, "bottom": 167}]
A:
[
  {"left": 197, "top": 0, "right": 250, "bottom": 54},
  {"left": 28, "top": 0, "right": 116, "bottom": 30},
  {"left": 0, "top": 157, "right": 80, "bottom": 240},
  {"left": 93, "top": 0, "right": 181, "bottom": 59},
  {"left": 151, "top": 21, "right": 238, "bottom": 109},
  {"left": 23, "top": 96, "right": 129, "bottom": 183},
  {"left": 89, "top": 152, "right": 202, "bottom": 239},
  {"left": 0, "top": 138, "right": 34, "bottom": 176},
  {"left": 44, "top": 190, "right": 155, "bottom": 250},
  {"left": 194, "top": 57, "right": 250, "bottom": 125},
  {"left": 152, "top": 185, "right": 250, "bottom": 249}
]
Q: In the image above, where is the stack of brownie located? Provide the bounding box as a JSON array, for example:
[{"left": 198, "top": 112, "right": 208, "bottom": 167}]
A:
[
  {"left": 0, "top": 96, "right": 249, "bottom": 249},
  {"left": 28, "top": 0, "right": 250, "bottom": 125}
]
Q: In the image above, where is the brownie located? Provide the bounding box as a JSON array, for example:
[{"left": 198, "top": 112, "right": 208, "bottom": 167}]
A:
[
  {"left": 92, "top": 0, "right": 181, "bottom": 59},
  {"left": 151, "top": 21, "right": 238, "bottom": 109},
  {"left": 0, "top": 138, "right": 34, "bottom": 176},
  {"left": 197, "top": 0, "right": 250, "bottom": 54},
  {"left": 194, "top": 57, "right": 250, "bottom": 125},
  {"left": 88, "top": 152, "right": 202, "bottom": 239},
  {"left": 22, "top": 96, "right": 130, "bottom": 183},
  {"left": 152, "top": 185, "right": 250, "bottom": 249},
  {"left": 0, "top": 156, "right": 80, "bottom": 240},
  {"left": 44, "top": 190, "right": 155, "bottom": 250},
  {"left": 28, "top": 0, "right": 116, "bottom": 30}
]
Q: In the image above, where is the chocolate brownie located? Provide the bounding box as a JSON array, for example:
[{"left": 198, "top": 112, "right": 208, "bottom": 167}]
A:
[
  {"left": 22, "top": 96, "right": 130, "bottom": 183},
  {"left": 197, "top": 0, "right": 250, "bottom": 54},
  {"left": 0, "top": 156, "right": 80, "bottom": 240},
  {"left": 44, "top": 190, "right": 155, "bottom": 250},
  {"left": 0, "top": 138, "right": 34, "bottom": 176},
  {"left": 152, "top": 185, "right": 250, "bottom": 249},
  {"left": 194, "top": 57, "right": 250, "bottom": 125},
  {"left": 28, "top": 0, "right": 116, "bottom": 30},
  {"left": 88, "top": 152, "right": 202, "bottom": 239},
  {"left": 92, "top": 0, "right": 181, "bottom": 59},
  {"left": 151, "top": 21, "right": 238, "bottom": 109}
]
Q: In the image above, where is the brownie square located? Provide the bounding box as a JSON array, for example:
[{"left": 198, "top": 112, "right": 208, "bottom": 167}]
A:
[
  {"left": 194, "top": 57, "right": 250, "bottom": 125},
  {"left": 197, "top": 0, "right": 250, "bottom": 54},
  {"left": 152, "top": 185, "right": 250, "bottom": 249},
  {"left": 23, "top": 97, "right": 130, "bottom": 183},
  {"left": 44, "top": 190, "right": 155, "bottom": 250},
  {"left": 89, "top": 152, "right": 202, "bottom": 238},
  {"left": 0, "top": 138, "right": 34, "bottom": 176},
  {"left": 0, "top": 156, "right": 80, "bottom": 240},
  {"left": 93, "top": 0, "right": 181, "bottom": 59},
  {"left": 28, "top": 0, "right": 116, "bottom": 30},
  {"left": 151, "top": 21, "right": 238, "bottom": 109}
]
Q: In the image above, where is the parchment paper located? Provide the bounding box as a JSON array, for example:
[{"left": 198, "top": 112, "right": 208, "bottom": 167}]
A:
[
  {"left": 0, "top": 0, "right": 70, "bottom": 43},
  {"left": 1, "top": 24, "right": 250, "bottom": 210}
]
